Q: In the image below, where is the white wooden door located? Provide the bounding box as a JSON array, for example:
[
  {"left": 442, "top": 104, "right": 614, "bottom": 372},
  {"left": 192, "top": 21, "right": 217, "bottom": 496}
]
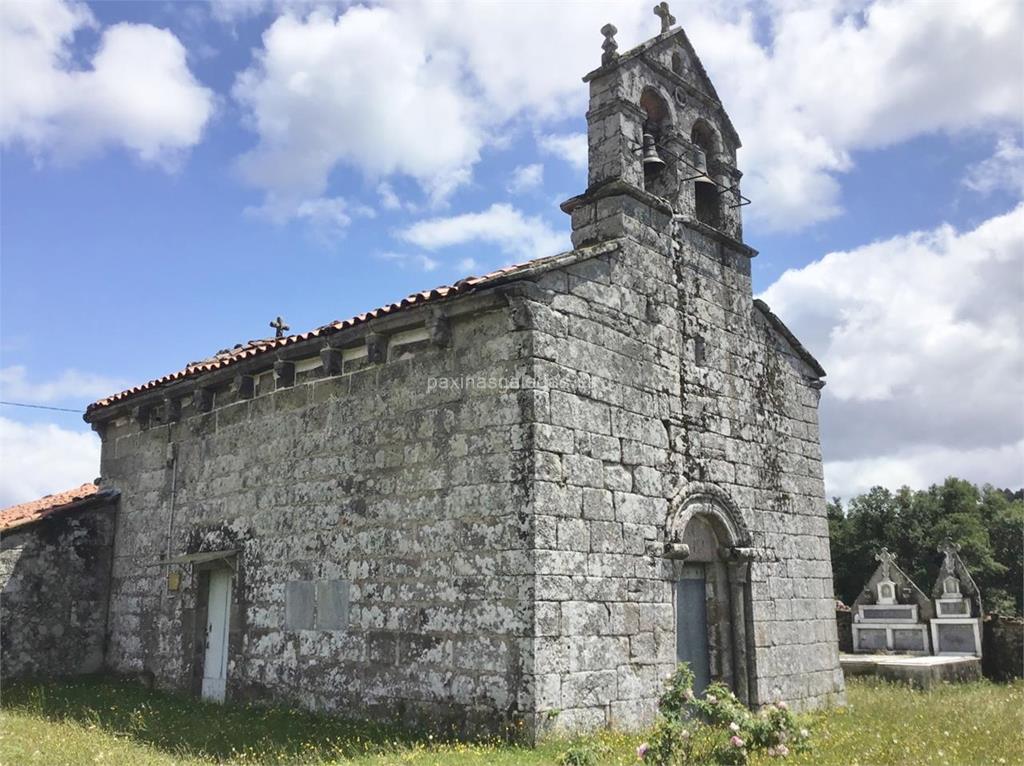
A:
[{"left": 201, "top": 569, "right": 231, "bottom": 702}]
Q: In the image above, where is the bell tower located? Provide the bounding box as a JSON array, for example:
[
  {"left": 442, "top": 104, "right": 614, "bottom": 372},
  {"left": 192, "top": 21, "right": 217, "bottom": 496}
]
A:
[{"left": 562, "top": 5, "right": 748, "bottom": 249}]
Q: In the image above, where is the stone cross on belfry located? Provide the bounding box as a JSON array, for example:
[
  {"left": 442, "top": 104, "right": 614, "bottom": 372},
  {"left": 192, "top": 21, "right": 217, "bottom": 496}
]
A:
[
  {"left": 938, "top": 540, "right": 961, "bottom": 574},
  {"left": 875, "top": 547, "right": 897, "bottom": 579},
  {"left": 654, "top": 2, "right": 676, "bottom": 34},
  {"left": 270, "top": 316, "right": 290, "bottom": 339}
]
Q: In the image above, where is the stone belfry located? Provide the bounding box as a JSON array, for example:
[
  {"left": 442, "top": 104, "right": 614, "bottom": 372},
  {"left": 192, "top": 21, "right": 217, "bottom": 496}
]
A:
[{"left": 563, "top": 6, "right": 747, "bottom": 248}]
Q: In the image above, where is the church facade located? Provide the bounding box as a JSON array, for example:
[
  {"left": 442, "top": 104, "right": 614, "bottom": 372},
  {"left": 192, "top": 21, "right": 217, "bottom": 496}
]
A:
[{"left": 82, "top": 15, "right": 844, "bottom": 736}]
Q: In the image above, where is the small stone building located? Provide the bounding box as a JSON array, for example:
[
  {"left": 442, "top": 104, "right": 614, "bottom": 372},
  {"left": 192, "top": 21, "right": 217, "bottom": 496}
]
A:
[
  {"left": 0, "top": 483, "right": 119, "bottom": 678},
  {"left": 76, "top": 13, "right": 843, "bottom": 735}
]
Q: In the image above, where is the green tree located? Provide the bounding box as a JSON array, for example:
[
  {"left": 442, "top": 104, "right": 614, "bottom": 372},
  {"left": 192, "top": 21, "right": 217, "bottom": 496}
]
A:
[{"left": 829, "top": 478, "right": 1023, "bottom": 615}]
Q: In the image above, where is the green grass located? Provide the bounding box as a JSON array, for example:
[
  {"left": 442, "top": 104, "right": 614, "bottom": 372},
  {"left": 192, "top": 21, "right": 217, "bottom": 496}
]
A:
[{"left": 1, "top": 676, "right": 1021, "bottom": 765}]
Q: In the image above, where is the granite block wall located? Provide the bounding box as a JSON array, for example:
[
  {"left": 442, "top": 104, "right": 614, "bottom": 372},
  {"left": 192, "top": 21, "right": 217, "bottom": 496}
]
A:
[
  {"left": 97, "top": 304, "right": 537, "bottom": 732},
  {"left": 0, "top": 503, "right": 116, "bottom": 678}
]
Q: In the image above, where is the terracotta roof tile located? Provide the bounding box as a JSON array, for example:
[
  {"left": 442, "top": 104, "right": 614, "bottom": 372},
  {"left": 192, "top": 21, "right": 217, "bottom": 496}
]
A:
[
  {"left": 86, "top": 252, "right": 571, "bottom": 414},
  {"left": 0, "top": 483, "right": 112, "bottom": 533}
]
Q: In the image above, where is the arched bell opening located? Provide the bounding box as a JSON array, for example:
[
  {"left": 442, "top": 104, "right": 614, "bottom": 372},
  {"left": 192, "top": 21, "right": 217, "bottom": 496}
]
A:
[
  {"left": 666, "top": 485, "right": 754, "bottom": 703},
  {"left": 639, "top": 87, "right": 672, "bottom": 193},
  {"left": 690, "top": 119, "right": 722, "bottom": 229}
]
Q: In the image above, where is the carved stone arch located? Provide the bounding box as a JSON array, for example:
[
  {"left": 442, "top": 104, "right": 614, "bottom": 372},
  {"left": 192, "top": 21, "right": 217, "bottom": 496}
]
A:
[
  {"left": 639, "top": 85, "right": 677, "bottom": 131},
  {"left": 666, "top": 481, "right": 751, "bottom": 551},
  {"left": 689, "top": 117, "right": 721, "bottom": 158},
  {"left": 664, "top": 481, "right": 755, "bottom": 705}
]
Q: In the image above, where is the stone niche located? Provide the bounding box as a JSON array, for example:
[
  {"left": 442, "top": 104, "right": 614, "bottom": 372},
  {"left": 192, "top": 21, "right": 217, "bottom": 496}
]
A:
[
  {"left": 929, "top": 542, "right": 983, "bottom": 657},
  {"left": 851, "top": 549, "right": 932, "bottom": 655}
]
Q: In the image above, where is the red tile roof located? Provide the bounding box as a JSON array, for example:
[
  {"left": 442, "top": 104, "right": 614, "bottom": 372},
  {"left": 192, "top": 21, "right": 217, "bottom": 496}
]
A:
[
  {"left": 85, "top": 254, "right": 568, "bottom": 415},
  {"left": 0, "top": 483, "right": 112, "bottom": 533}
]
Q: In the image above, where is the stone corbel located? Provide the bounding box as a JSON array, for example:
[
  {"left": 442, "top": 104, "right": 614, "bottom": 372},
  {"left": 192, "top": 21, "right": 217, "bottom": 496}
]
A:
[
  {"left": 90, "top": 420, "right": 108, "bottom": 439},
  {"left": 163, "top": 396, "right": 182, "bottom": 424},
  {"left": 131, "top": 405, "right": 150, "bottom": 429},
  {"left": 662, "top": 531, "right": 690, "bottom": 560},
  {"left": 234, "top": 374, "right": 255, "bottom": 400},
  {"left": 365, "top": 332, "right": 388, "bottom": 364},
  {"left": 193, "top": 388, "right": 214, "bottom": 413},
  {"left": 273, "top": 360, "right": 296, "bottom": 389},
  {"left": 320, "top": 345, "right": 343, "bottom": 375},
  {"left": 426, "top": 310, "right": 451, "bottom": 348}
]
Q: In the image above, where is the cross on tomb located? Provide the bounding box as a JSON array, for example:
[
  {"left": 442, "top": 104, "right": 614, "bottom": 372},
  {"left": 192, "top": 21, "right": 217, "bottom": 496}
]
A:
[
  {"left": 938, "top": 539, "right": 960, "bottom": 574},
  {"left": 654, "top": 2, "right": 676, "bottom": 34},
  {"left": 875, "top": 547, "right": 897, "bottom": 580},
  {"left": 270, "top": 316, "right": 290, "bottom": 339}
]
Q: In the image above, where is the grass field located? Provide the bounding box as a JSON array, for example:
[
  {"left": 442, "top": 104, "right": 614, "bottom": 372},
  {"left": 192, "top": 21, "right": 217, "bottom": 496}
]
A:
[{"left": 1, "top": 676, "right": 1021, "bottom": 765}]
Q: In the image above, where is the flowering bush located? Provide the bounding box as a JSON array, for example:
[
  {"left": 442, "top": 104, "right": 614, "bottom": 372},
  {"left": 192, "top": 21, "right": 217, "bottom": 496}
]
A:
[{"left": 635, "top": 664, "right": 811, "bottom": 765}]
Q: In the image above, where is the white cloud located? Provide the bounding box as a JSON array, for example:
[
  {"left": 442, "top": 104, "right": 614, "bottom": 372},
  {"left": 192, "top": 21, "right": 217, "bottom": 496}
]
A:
[
  {"left": 539, "top": 132, "right": 588, "bottom": 171},
  {"left": 399, "top": 203, "right": 568, "bottom": 261},
  {"left": 0, "top": 417, "right": 100, "bottom": 507},
  {"left": 232, "top": 1, "right": 1022, "bottom": 231},
  {"left": 685, "top": 0, "right": 1023, "bottom": 229},
  {"left": 233, "top": 6, "right": 487, "bottom": 212},
  {"left": 825, "top": 441, "right": 1024, "bottom": 500},
  {"left": 0, "top": 366, "right": 126, "bottom": 405},
  {"left": 0, "top": 0, "right": 214, "bottom": 166},
  {"left": 375, "top": 251, "right": 439, "bottom": 272},
  {"left": 963, "top": 135, "right": 1024, "bottom": 196},
  {"left": 759, "top": 205, "right": 1024, "bottom": 496},
  {"left": 507, "top": 163, "right": 544, "bottom": 194}
]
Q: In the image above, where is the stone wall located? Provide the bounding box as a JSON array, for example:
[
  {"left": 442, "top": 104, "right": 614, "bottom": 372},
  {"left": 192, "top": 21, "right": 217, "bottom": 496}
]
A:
[
  {"left": 0, "top": 503, "right": 116, "bottom": 678},
  {"left": 515, "top": 196, "right": 844, "bottom": 733},
  {"left": 982, "top": 614, "right": 1024, "bottom": 681},
  {"left": 97, "top": 302, "right": 536, "bottom": 733}
]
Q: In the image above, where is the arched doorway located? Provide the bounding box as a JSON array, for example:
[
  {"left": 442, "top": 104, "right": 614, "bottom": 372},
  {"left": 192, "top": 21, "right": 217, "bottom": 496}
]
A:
[{"left": 665, "top": 483, "right": 754, "bottom": 702}]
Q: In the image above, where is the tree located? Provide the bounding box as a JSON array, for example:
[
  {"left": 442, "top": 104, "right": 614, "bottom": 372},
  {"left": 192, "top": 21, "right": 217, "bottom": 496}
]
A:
[{"left": 828, "top": 478, "right": 1023, "bottom": 615}]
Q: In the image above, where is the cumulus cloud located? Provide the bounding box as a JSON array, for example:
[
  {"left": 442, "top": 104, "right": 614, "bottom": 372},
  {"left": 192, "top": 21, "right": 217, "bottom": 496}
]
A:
[
  {"left": 963, "top": 135, "right": 1024, "bottom": 196},
  {"left": 507, "top": 163, "right": 544, "bottom": 194},
  {"left": 759, "top": 205, "right": 1024, "bottom": 497},
  {"left": 538, "top": 132, "right": 588, "bottom": 172},
  {"left": 685, "top": 0, "right": 1023, "bottom": 230},
  {"left": 375, "top": 251, "right": 439, "bottom": 272},
  {"left": 0, "top": 366, "right": 126, "bottom": 405},
  {"left": 0, "top": 418, "right": 100, "bottom": 507},
  {"left": 233, "top": 6, "right": 488, "bottom": 213},
  {"left": 231, "top": 1, "right": 1021, "bottom": 231},
  {"left": 399, "top": 203, "right": 568, "bottom": 261},
  {"left": 0, "top": 0, "right": 214, "bottom": 166}
]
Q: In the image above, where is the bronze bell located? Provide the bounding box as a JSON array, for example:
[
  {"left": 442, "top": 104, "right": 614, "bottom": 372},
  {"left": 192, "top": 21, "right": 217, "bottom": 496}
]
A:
[
  {"left": 641, "top": 133, "right": 666, "bottom": 170},
  {"left": 691, "top": 147, "right": 716, "bottom": 188}
]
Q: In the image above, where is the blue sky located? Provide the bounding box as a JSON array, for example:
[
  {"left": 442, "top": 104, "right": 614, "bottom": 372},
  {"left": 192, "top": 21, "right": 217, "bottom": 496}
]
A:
[{"left": 1, "top": 0, "right": 1022, "bottom": 505}]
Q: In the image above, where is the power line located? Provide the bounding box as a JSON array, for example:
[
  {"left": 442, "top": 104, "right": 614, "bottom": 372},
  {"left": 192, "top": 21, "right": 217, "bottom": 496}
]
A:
[{"left": 0, "top": 401, "right": 82, "bottom": 414}]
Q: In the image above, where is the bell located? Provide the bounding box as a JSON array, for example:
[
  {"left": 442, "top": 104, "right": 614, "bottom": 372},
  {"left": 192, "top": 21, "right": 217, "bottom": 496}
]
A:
[
  {"left": 641, "top": 133, "right": 666, "bottom": 170},
  {"left": 690, "top": 147, "right": 716, "bottom": 188}
]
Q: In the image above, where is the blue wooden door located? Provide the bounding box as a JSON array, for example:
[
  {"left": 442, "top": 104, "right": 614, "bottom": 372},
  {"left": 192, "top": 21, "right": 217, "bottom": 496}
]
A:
[{"left": 676, "top": 566, "right": 710, "bottom": 695}]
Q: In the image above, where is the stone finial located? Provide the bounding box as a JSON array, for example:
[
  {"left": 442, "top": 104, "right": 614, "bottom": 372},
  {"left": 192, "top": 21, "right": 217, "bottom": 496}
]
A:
[
  {"left": 874, "top": 547, "right": 897, "bottom": 580},
  {"left": 600, "top": 23, "right": 619, "bottom": 66},
  {"left": 270, "top": 316, "right": 290, "bottom": 339},
  {"left": 654, "top": 2, "right": 676, "bottom": 34},
  {"left": 938, "top": 539, "right": 961, "bottom": 574}
]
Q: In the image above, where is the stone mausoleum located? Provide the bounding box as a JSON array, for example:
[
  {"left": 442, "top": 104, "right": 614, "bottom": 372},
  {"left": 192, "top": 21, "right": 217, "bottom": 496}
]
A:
[{"left": 4, "top": 9, "right": 845, "bottom": 736}]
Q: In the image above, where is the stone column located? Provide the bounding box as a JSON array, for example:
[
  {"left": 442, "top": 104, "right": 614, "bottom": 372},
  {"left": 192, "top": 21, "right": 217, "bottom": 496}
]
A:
[{"left": 728, "top": 556, "right": 752, "bottom": 705}]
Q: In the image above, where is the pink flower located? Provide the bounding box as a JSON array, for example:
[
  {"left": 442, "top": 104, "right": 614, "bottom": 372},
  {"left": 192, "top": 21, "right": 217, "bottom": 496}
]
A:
[
  {"left": 776, "top": 701, "right": 788, "bottom": 711},
  {"left": 777, "top": 744, "right": 790, "bottom": 757},
  {"left": 767, "top": 746, "right": 778, "bottom": 757},
  {"left": 636, "top": 743, "right": 648, "bottom": 760},
  {"left": 730, "top": 735, "right": 745, "bottom": 748}
]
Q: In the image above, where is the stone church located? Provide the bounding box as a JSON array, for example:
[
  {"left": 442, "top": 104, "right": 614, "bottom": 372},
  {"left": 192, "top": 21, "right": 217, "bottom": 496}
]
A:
[{"left": 10, "top": 10, "right": 846, "bottom": 736}]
